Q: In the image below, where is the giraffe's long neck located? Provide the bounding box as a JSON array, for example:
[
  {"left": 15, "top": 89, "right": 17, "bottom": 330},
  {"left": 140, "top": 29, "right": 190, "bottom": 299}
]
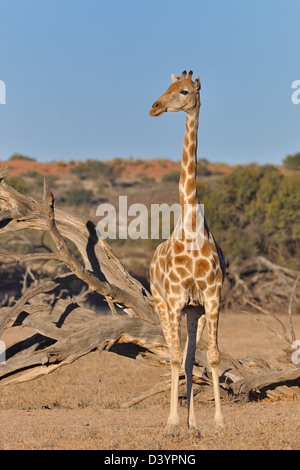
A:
[{"left": 179, "top": 105, "right": 200, "bottom": 209}]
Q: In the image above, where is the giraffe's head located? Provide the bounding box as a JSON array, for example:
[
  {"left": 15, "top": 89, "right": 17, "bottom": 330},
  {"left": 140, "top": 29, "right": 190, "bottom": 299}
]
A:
[{"left": 150, "top": 70, "right": 201, "bottom": 117}]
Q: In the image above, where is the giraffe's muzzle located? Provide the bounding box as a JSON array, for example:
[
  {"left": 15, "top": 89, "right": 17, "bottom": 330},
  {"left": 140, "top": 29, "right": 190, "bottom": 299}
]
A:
[{"left": 150, "top": 101, "right": 165, "bottom": 116}]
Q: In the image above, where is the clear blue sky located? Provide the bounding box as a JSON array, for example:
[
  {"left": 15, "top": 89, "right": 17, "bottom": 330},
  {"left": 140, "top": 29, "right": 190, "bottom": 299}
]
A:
[{"left": 0, "top": 0, "right": 299, "bottom": 165}]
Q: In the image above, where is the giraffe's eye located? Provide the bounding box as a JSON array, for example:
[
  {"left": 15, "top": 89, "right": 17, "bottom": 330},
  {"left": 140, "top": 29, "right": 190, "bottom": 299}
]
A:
[{"left": 180, "top": 90, "right": 189, "bottom": 95}]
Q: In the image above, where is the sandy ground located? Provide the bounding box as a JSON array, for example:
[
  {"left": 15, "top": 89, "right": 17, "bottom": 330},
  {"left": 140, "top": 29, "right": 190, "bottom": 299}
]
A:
[{"left": 0, "top": 312, "right": 299, "bottom": 450}]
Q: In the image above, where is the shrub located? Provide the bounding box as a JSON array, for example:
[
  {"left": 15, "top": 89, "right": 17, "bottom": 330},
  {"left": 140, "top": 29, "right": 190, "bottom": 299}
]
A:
[
  {"left": 162, "top": 170, "right": 181, "bottom": 183},
  {"left": 5, "top": 176, "right": 29, "bottom": 194},
  {"left": 200, "top": 165, "right": 300, "bottom": 267},
  {"left": 197, "top": 164, "right": 212, "bottom": 176},
  {"left": 70, "top": 160, "right": 120, "bottom": 186},
  {"left": 26, "top": 170, "right": 39, "bottom": 178},
  {"left": 65, "top": 188, "right": 94, "bottom": 206},
  {"left": 9, "top": 153, "right": 36, "bottom": 162},
  {"left": 34, "top": 174, "right": 57, "bottom": 188},
  {"left": 283, "top": 152, "right": 300, "bottom": 170}
]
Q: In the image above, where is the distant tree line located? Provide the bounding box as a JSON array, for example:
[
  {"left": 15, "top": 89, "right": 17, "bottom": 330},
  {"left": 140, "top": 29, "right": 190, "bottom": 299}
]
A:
[
  {"left": 283, "top": 152, "right": 300, "bottom": 170},
  {"left": 3, "top": 153, "right": 300, "bottom": 269},
  {"left": 198, "top": 165, "right": 300, "bottom": 268}
]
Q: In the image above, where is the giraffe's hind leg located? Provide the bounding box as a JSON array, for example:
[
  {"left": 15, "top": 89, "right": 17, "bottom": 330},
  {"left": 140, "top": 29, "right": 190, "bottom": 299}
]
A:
[
  {"left": 196, "top": 310, "right": 206, "bottom": 345},
  {"left": 182, "top": 307, "right": 205, "bottom": 436},
  {"left": 205, "top": 295, "right": 225, "bottom": 431},
  {"left": 184, "top": 310, "right": 199, "bottom": 435},
  {"left": 182, "top": 306, "right": 205, "bottom": 365},
  {"left": 150, "top": 282, "right": 172, "bottom": 352}
]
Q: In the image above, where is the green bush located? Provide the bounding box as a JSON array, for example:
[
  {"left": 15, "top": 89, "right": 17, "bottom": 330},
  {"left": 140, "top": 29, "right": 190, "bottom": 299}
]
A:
[
  {"left": 71, "top": 160, "right": 108, "bottom": 178},
  {"left": 5, "top": 176, "right": 29, "bottom": 194},
  {"left": 65, "top": 188, "right": 94, "bottom": 206},
  {"left": 283, "top": 152, "right": 300, "bottom": 170},
  {"left": 26, "top": 170, "right": 39, "bottom": 178},
  {"left": 162, "top": 170, "right": 181, "bottom": 183},
  {"left": 70, "top": 159, "right": 120, "bottom": 186},
  {"left": 197, "top": 164, "right": 212, "bottom": 176},
  {"left": 198, "top": 165, "right": 300, "bottom": 267},
  {"left": 9, "top": 153, "right": 36, "bottom": 162},
  {"left": 34, "top": 174, "right": 57, "bottom": 188}
]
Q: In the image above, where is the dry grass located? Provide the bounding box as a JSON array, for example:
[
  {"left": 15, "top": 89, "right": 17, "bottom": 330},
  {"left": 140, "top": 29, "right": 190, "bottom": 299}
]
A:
[{"left": 0, "top": 313, "right": 299, "bottom": 450}]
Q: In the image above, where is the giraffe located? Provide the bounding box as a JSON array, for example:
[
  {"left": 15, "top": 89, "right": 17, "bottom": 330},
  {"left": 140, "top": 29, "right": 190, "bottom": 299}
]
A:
[{"left": 149, "top": 70, "right": 226, "bottom": 437}]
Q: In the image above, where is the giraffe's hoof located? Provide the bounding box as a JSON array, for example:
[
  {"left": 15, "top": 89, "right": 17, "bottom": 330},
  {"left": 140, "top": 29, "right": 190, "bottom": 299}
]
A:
[
  {"left": 188, "top": 426, "right": 201, "bottom": 439},
  {"left": 165, "top": 424, "right": 180, "bottom": 439},
  {"left": 214, "top": 417, "right": 226, "bottom": 433}
]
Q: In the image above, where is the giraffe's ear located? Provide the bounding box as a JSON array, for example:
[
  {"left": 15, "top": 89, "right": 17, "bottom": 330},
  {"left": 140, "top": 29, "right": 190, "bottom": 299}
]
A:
[
  {"left": 171, "top": 74, "right": 180, "bottom": 83},
  {"left": 195, "top": 76, "right": 201, "bottom": 91}
]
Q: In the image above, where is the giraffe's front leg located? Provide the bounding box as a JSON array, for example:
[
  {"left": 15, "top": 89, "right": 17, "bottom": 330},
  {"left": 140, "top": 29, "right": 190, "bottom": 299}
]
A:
[
  {"left": 165, "top": 305, "right": 182, "bottom": 438},
  {"left": 183, "top": 308, "right": 205, "bottom": 437},
  {"left": 151, "top": 284, "right": 181, "bottom": 437},
  {"left": 205, "top": 296, "right": 225, "bottom": 431}
]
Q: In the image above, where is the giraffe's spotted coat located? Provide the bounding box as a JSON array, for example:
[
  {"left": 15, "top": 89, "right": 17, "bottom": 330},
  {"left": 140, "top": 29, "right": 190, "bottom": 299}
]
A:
[{"left": 149, "top": 70, "right": 226, "bottom": 434}]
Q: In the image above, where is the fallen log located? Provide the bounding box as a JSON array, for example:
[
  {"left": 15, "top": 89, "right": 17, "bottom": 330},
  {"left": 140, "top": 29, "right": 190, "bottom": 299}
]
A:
[{"left": 229, "top": 367, "right": 300, "bottom": 399}]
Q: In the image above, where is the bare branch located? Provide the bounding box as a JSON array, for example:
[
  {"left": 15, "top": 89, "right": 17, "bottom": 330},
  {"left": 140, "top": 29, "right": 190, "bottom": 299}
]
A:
[
  {"left": 104, "top": 296, "right": 123, "bottom": 318},
  {"left": 0, "top": 248, "right": 64, "bottom": 263},
  {"left": 242, "top": 309, "right": 291, "bottom": 346},
  {"left": 0, "top": 166, "right": 8, "bottom": 179},
  {"left": 256, "top": 256, "right": 296, "bottom": 278},
  {"left": 120, "top": 378, "right": 186, "bottom": 409},
  {"left": 246, "top": 300, "right": 290, "bottom": 344},
  {"left": 0, "top": 178, "right": 158, "bottom": 324},
  {"left": 0, "top": 279, "right": 60, "bottom": 336}
]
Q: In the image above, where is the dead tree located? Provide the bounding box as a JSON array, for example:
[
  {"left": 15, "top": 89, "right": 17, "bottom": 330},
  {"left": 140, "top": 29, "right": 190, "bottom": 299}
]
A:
[
  {"left": 0, "top": 175, "right": 299, "bottom": 404},
  {"left": 222, "top": 257, "right": 300, "bottom": 312}
]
